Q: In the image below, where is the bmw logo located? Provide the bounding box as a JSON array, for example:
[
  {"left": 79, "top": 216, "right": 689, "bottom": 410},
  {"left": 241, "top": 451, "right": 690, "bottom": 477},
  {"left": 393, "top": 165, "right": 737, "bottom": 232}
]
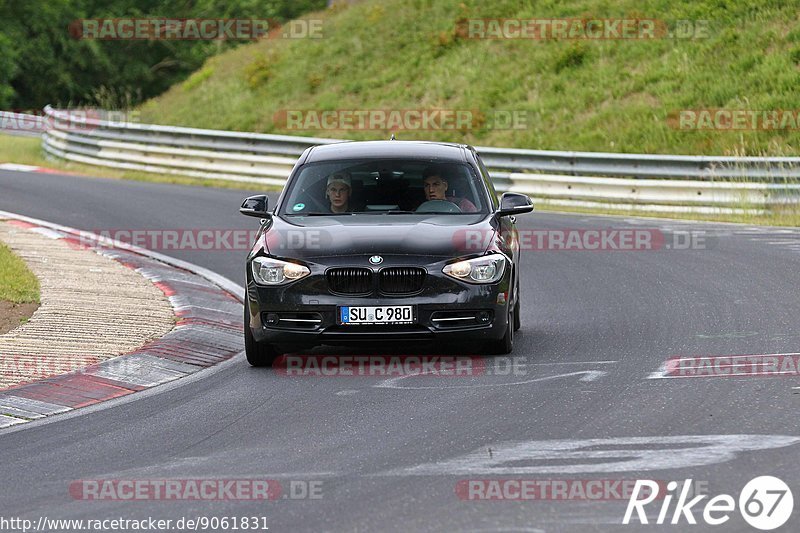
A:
[{"left": 369, "top": 255, "right": 383, "bottom": 265}]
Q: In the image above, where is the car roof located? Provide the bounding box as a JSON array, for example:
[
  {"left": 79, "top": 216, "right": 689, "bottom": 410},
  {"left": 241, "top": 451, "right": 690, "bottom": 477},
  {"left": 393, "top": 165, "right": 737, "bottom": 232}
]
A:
[{"left": 303, "top": 140, "right": 471, "bottom": 164}]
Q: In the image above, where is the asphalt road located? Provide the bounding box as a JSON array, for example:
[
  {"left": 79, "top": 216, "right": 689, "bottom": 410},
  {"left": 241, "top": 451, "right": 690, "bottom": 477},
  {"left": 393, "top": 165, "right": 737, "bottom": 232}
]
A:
[{"left": 1, "top": 169, "right": 800, "bottom": 532}]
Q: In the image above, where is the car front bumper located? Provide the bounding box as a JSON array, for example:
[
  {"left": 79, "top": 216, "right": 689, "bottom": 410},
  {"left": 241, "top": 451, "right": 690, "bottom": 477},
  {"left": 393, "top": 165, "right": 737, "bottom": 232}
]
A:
[{"left": 246, "top": 257, "right": 512, "bottom": 348}]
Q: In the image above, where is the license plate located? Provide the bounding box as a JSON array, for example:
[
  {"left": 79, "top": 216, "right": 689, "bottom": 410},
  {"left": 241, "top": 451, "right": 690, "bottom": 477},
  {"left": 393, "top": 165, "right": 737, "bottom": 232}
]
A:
[{"left": 339, "top": 305, "right": 415, "bottom": 325}]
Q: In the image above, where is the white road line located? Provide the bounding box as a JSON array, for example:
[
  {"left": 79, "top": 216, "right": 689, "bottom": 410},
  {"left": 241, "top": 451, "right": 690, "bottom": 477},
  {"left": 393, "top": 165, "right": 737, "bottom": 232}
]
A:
[
  {"left": 0, "top": 163, "right": 41, "bottom": 172},
  {"left": 696, "top": 361, "right": 790, "bottom": 368},
  {"left": 374, "top": 370, "right": 608, "bottom": 390},
  {"left": 650, "top": 371, "right": 800, "bottom": 379},
  {"left": 649, "top": 353, "right": 800, "bottom": 379},
  {"left": 375, "top": 435, "right": 800, "bottom": 476},
  {"left": 669, "top": 352, "right": 800, "bottom": 361}
]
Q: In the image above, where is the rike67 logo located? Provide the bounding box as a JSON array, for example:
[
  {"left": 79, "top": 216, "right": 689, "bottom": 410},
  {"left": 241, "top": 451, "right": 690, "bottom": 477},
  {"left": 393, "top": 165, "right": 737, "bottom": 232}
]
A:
[{"left": 623, "top": 476, "right": 793, "bottom": 530}]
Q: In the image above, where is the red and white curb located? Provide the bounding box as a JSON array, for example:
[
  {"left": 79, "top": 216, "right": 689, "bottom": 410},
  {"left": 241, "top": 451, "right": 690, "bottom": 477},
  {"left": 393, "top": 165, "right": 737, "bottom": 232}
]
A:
[{"left": 0, "top": 211, "right": 245, "bottom": 429}]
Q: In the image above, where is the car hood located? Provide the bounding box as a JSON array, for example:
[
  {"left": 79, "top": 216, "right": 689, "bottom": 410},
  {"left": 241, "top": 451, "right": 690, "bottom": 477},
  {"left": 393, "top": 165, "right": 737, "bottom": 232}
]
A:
[{"left": 261, "top": 214, "right": 496, "bottom": 260}]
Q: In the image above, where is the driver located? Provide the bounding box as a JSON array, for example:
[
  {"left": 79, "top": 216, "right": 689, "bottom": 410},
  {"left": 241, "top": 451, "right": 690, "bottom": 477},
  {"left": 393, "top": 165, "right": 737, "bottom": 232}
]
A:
[
  {"left": 421, "top": 167, "right": 477, "bottom": 212},
  {"left": 326, "top": 172, "right": 352, "bottom": 213}
]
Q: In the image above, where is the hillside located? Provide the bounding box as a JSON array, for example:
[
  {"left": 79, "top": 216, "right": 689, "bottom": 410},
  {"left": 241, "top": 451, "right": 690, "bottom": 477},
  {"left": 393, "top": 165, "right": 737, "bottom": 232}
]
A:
[{"left": 139, "top": 0, "right": 800, "bottom": 156}]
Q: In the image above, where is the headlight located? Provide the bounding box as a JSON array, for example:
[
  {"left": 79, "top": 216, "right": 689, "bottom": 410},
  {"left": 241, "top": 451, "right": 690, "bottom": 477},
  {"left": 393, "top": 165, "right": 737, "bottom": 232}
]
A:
[
  {"left": 443, "top": 254, "right": 506, "bottom": 284},
  {"left": 251, "top": 256, "right": 310, "bottom": 285}
]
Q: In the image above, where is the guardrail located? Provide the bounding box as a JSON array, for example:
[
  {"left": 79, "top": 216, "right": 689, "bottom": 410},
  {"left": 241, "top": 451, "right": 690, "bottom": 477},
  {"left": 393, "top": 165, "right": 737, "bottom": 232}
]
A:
[{"left": 40, "top": 105, "right": 800, "bottom": 214}]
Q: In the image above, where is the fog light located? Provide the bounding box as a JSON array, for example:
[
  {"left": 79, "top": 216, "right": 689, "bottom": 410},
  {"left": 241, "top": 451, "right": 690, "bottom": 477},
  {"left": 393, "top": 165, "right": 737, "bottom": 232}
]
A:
[
  {"left": 265, "top": 313, "right": 280, "bottom": 326},
  {"left": 478, "top": 311, "right": 491, "bottom": 323}
]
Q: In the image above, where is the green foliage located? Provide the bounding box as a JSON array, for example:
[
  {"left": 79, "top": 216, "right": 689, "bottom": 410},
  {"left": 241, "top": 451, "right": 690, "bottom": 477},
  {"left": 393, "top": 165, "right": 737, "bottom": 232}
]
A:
[
  {"left": 243, "top": 57, "right": 271, "bottom": 89},
  {"left": 0, "top": 36, "right": 17, "bottom": 107},
  {"left": 139, "top": 0, "right": 800, "bottom": 156},
  {"left": 553, "top": 43, "right": 589, "bottom": 72},
  {"left": 0, "top": 243, "right": 39, "bottom": 304},
  {"left": 790, "top": 47, "right": 800, "bottom": 66},
  {"left": 184, "top": 67, "right": 215, "bottom": 92},
  {"left": 0, "top": 0, "right": 327, "bottom": 110}
]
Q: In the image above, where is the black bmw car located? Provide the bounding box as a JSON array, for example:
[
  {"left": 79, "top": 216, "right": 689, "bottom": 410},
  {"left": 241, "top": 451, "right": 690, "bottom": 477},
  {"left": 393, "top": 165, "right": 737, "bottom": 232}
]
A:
[{"left": 240, "top": 140, "right": 533, "bottom": 366}]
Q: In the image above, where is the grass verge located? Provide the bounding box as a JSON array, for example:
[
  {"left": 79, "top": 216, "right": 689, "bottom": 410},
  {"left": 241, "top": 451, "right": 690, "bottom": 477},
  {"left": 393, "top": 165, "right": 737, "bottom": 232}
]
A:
[{"left": 0, "top": 241, "right": 39, "bottom": 304}]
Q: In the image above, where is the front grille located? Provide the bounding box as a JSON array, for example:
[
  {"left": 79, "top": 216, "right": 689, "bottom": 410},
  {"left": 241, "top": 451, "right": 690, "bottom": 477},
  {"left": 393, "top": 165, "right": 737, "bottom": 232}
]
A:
[
  {"left": 327, "top": 268, "right": 373, "bottom": 295},
  {"left": 379, "top": 267, "right": 426, "bottom": 294}
]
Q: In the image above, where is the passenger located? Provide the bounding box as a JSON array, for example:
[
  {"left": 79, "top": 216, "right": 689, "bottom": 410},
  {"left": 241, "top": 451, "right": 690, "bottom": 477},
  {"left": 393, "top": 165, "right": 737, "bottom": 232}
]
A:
[
  {"left": 421, "top": 168, "right": 477, "bottom": 212},
  {"left": 326, "top": 172, "right": 352, "bottom": 213}
]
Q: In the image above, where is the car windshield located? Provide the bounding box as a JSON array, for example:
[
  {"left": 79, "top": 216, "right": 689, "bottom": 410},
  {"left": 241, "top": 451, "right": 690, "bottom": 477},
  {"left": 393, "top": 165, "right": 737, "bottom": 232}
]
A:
[{"left": 281, "top": 159, "right": 489, "bottom": 216}]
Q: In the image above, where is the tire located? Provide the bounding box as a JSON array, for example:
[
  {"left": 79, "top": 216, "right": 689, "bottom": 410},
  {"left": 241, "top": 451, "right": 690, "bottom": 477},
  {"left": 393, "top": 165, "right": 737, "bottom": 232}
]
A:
[
  {"left": 485, "top": 300, "right": 514, "bottom": 355},
  {"left": 513, "top": 295, "right": 521, "bottom": 332},
  {"left": 244, "top": 300, "right": 279, "bottom": 367}
]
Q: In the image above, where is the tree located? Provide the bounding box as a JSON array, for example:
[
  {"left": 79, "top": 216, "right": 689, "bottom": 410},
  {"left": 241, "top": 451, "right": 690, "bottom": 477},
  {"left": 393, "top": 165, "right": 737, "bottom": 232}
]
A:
[{"left": 0, "top": 0, "right": 327, "bottom": 109}]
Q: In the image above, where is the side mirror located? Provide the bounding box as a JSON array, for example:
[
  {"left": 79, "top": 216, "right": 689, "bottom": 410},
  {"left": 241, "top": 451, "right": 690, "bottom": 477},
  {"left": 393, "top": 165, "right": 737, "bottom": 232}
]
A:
[
  {"left": 240, "top": 195, "right": 271, "bottom": 218},
  {"left": 496, "top": 192, "right": 534, "bottom": 217}
]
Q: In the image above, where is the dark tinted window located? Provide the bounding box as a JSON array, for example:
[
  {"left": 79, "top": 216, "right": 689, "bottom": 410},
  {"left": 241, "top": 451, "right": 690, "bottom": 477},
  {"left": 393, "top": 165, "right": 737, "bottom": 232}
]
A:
[
  {"left": 281, "top": 159, "right": 489, "bottom": 215},
  {"left": 475, "top": 154, "right": 499, "bottom": 210}
]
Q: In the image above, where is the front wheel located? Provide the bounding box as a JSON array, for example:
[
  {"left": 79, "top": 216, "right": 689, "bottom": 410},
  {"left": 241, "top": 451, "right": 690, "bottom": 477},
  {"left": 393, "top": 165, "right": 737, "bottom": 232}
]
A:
[
  {"left": 485, "top": 301, "right": 514, "bottom": 355},
  {"left": 244, "top": 300, "right": 279, "bottom": 367}
]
